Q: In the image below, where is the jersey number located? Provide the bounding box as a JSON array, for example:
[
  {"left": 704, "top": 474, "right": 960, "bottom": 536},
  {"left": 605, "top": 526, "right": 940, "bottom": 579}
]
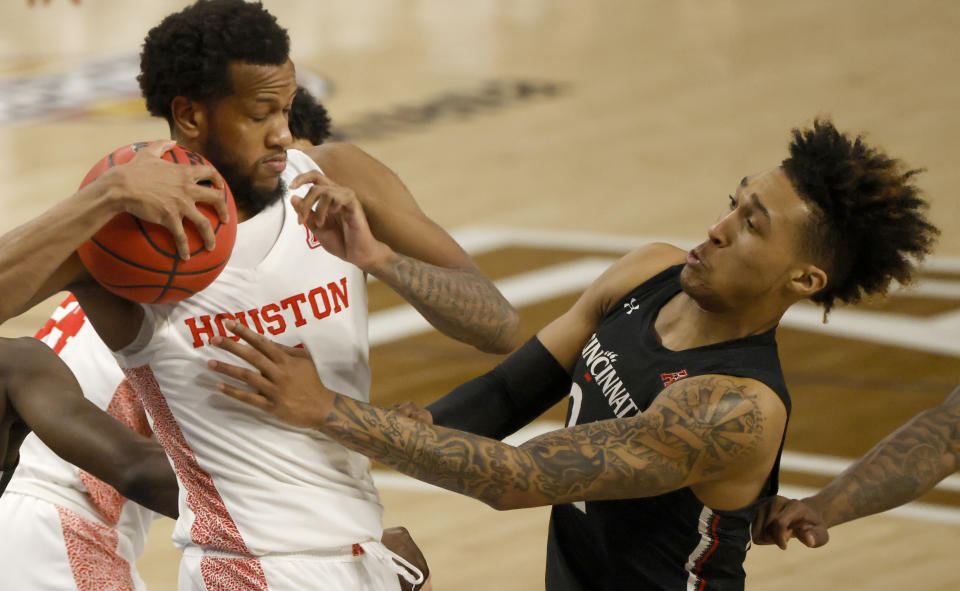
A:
[{"left": 34, "top": 295, "right": 86, "bottom": 353}]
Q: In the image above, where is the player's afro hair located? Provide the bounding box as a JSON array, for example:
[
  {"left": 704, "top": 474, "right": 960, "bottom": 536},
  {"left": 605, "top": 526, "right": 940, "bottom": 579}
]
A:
[
  {"left": 139, "top": 0, "right": 290, "bottom": 124},
  {"left": 782, "top": 119, "right": 939, "bottom": 314},
  {"left": 289, "top": 87, "right": 332, "bottom": 145}
]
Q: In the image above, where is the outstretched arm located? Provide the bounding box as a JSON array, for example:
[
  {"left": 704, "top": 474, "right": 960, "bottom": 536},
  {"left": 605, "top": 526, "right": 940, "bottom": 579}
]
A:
[
  {"left": 422, "top": 243, "right": 687, "bottom": 437},
  {"left": 294, "top": 143, "right": 520, "bottom": 354},
  {"left": 0, "top": 140, "right": 227, "bottom": 349},
  {"left": 210, "top": 322, "right": 781, "bottom": 510},
  {"left": 755, "top": 384, "right": 960, "bottom": 549},
  {"left": 0, "top": 337, "right": 178, "bottom": 517}
]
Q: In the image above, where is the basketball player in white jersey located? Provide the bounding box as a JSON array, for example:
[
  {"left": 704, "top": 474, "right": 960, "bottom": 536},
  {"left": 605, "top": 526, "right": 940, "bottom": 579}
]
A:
[
  {"left": 0, "top": 1, "right": 517, "bottom": 589},
  {"left": 0, "top": 321, "right": 177, "bottom": 591},
  {"left": 0, "top": 87, "right": 430, "bottom": 591},
  {"left": 0, "top": 295, "right": 430, "bottom": 591}
]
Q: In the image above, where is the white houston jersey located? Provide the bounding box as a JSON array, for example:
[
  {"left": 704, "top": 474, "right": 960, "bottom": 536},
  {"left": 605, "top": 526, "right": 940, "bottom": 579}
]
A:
[
  {"left": 7, "top": 295, "right": 156, "bottom": 558},
  {"left": 116, "top": 149, "right": 380, "bottom": 558}
]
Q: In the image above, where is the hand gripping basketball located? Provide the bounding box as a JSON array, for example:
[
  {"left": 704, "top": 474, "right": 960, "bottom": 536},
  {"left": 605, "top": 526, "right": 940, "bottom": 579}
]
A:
[
  {"left": 107, "top": 140, "right": 229, "bottom": 259},
  {"left": 76, "top": 141, "right": 238, "bottom": 303}
]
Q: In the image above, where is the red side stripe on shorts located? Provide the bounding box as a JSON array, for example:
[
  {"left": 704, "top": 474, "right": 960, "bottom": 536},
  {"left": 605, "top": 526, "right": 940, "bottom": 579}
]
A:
[
  {"left": 201, "top": 556, "right": 271, "bottom": 591},
  {"left": 694, "top": 513, "right": 722, "bottom": 591},
  {"left": 78, "top": 378, "right": 153, "bottom": 525},
  {"left": 123, "top": 365, "right": 268, "bottom": 590},
  {"left": 57, "top": 506, "right": 135, "bottom": 591}
]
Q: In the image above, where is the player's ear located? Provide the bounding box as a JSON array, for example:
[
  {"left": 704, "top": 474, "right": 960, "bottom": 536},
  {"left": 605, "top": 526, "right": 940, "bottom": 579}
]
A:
[
  {"left": 787, "top": 264, "right": 828, "bottom": 299},
  {"left": 170, "top": 96, "right": 206, "bottom": 140}
]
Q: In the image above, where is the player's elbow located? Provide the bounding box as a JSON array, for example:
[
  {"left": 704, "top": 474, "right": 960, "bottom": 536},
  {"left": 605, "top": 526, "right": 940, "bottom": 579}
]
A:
[
  {"left": 477, "top": 307, "right": 522, "bottom": 355},
  {"left": 114, "top": 448, "right": 177, "bottom": 511},
  {"left": 484, "top": 490, "right": 538, "bottom": 511},
  {"left": 114, "top": 463, "right": 157, "bottom": 500},
  {"left": 484, "top": 497, "right": 514, "bottom": 511}
]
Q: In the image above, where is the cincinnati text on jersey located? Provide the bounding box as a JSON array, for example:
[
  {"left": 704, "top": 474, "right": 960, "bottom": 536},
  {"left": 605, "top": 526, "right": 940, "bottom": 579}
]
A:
[{"left": 580, "top": 333, "right": 640, "bottom": 418}]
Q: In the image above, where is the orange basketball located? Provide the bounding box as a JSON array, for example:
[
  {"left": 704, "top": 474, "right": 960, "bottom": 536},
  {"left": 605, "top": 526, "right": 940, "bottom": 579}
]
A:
[{"left": 76, "top": 143, "right": 237, "bottom": 304}]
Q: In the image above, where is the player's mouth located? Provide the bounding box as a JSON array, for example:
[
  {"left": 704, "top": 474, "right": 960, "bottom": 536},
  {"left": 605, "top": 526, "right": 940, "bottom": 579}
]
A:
[
  {"left": 686, "top": 246, "right": 708, "bottom": 269},
  {"left": 262, "top": 154, "right": 287, "bottom": 174}
]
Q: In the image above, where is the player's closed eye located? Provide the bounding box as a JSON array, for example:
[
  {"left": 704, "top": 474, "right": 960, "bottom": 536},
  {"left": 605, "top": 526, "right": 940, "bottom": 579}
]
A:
[{"left": 729, "top": 195, "right": 757, "bottom": 231}]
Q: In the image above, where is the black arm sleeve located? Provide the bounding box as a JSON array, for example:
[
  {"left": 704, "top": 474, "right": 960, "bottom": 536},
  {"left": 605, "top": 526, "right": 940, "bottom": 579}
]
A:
[{"left": 426, "top": 336, "right": 573, "bottom": 440}]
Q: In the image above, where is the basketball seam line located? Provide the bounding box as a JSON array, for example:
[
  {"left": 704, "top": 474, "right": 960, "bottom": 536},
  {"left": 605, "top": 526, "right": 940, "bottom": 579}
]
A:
[
  {"left": 108, "top": 145, "right": 228, "bottom": 260},
  {"left": 89, "top": 238, "right": 228, "bottom": 276},
  {"left": 155, "top": 258, "right": 179, "bottom": 303},
  {"left": 100, "top": 282, "right": 195, "bottom": 294},
  {"left": 131, "top": 202, "right": 227, "bottom": 259}
]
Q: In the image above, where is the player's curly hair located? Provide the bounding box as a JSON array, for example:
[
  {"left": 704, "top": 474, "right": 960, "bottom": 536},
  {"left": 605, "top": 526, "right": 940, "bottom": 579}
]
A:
[
  {"left": 138, "top": 0, "right": 290, "bottom": 125},
  {"left": 289, "top": 87, "right": 332, "bottom": 145},
  {"left": 782, "top": 119, "right": 939, "bottom": 314}
]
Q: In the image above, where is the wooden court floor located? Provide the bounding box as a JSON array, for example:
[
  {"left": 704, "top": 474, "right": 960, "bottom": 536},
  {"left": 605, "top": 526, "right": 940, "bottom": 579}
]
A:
[{"left": 1, "top": 1, "right": 959, "bottom": 589}]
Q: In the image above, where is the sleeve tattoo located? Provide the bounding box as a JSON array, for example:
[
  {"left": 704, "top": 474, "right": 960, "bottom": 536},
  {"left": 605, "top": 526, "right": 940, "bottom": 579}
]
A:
[
  {"left": 322, "top": 375, "right": 767, "bottom": 509},
  {"left": 816, "top": 387, "right": 960, "bottom": 526},
  {"left": 372, "top": 252, "right": 518, "bottom": 353}
]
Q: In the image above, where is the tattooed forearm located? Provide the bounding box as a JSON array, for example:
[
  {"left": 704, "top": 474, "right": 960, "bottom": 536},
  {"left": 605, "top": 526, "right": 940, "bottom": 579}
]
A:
[
  {"left": 321, "top": 375, "right": 768, "bottom": 510},
  {"left": 370, "top": 252, "right": 519, "bottom": 353},
  {"left": 812, "top": 387, "right": 960, "bottom": 527},
  {"left": 324, "top": 394, "right": 534, "bottom": 507}
]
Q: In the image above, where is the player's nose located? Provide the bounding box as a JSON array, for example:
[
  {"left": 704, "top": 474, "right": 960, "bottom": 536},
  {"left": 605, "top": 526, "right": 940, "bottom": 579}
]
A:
[
  {"left": 707, "top": 218, "right": 729, "bottom": 247},
  {"left": 268, "top": 119, "right": 293, "bottom": 150}
]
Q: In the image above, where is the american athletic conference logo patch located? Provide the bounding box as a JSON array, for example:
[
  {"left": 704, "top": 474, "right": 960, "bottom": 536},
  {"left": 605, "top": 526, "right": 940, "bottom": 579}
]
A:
[{"left": 661, "top": 369, "right": 688, "bottom": 387}]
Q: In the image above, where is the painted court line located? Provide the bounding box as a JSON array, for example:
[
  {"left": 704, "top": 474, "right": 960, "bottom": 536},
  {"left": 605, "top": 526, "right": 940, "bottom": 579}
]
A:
[
  {"left": 782, "top": 305, "right": 960, "bottom": 357},
  {"left": 373, "top": 228, "right": 960, "bottom": 356},
  {"left": 450, "top": 226, "right": 960, "bottom": 275},
  {"left": 370, "top": 478, "right": 960, "bottom": 526}
]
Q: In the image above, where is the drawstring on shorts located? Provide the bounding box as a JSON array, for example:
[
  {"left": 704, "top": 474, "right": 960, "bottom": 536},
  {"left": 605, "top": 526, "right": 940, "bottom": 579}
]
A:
[{"left": 359, "top": 540, "right": 425, "bottom": 588}]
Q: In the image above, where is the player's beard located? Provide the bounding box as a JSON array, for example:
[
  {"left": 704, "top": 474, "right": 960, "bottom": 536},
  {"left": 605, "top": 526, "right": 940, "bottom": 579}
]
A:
[{"left": 204, "top": 149, "right": 286, "bottom": 218}]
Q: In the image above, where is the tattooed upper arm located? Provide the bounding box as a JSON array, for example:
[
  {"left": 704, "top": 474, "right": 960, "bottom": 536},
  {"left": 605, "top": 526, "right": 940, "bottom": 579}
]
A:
[
  {"left": 508, "top": 374, "right": 783, "bottom": 507},
  {"left": 320, "top": 374, "right": 783, "bottom": 512},
  {"left": 646, "top": 374, "right": 782, "bottom": 482}
]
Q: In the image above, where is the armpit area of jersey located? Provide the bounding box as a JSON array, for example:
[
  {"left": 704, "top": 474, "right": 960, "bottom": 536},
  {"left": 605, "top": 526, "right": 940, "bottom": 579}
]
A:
[{"left": 0, "top": 456, "right": 19, "bottom": 496}]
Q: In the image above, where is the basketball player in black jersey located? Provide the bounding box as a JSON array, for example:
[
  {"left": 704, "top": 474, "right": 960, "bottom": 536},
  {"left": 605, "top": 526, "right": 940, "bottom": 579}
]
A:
[{"left": 209, "top": 119, "right": 938, "bottom": 590}]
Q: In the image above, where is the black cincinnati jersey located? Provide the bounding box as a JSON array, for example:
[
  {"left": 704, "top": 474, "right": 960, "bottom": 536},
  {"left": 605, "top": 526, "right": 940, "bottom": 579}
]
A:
[{"left": 545, "top": 264, "right": 791, "bottom": 591}]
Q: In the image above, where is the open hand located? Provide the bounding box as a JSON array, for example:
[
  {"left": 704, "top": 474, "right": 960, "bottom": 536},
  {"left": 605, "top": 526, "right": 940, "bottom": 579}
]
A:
[
  {"left": 208, "top": 321, "right": 334, "bottom": 428},
  {"left": 289, "top": 171, "right": 393, "bottom": 271}
]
